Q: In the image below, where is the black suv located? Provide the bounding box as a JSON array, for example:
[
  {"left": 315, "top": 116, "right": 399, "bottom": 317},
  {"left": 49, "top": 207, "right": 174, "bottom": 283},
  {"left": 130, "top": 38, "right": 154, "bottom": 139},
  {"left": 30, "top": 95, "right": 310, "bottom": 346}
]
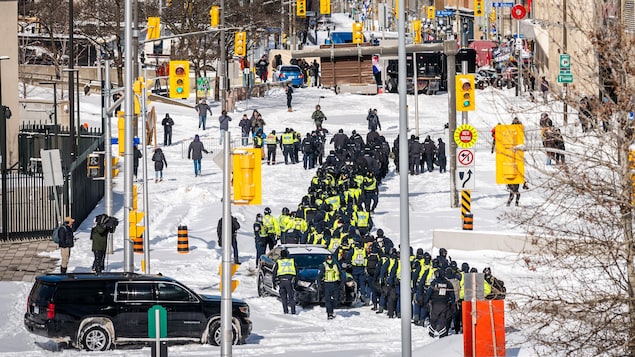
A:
[{"left": 24, "top": 272, "right": 252, "bottom": 351}]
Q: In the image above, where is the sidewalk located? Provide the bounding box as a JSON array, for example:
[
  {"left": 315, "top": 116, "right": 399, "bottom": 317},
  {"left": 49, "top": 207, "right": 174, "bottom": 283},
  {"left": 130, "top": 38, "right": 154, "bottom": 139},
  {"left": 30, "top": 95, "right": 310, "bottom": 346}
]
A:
[{"left": 0, "top": 240, "right": 59, "bottom": 282}]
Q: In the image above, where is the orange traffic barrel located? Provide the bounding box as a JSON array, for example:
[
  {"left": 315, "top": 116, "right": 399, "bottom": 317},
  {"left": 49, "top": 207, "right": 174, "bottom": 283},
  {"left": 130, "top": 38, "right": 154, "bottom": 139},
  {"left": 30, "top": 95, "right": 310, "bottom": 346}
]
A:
[
  {"left": 462, "top": 213, "right": 474, "bottom": 230},
  {"left": 178, "top": 225, "right": 189, "bottom": 254},
  {"left": 133, "top": 235, "right": 143, "bottom": 254}
]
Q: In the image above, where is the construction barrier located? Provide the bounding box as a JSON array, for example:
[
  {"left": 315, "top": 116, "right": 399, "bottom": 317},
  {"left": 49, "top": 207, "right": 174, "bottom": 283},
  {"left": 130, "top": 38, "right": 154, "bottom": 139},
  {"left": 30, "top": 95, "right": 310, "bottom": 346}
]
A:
[
  {"left": 463, "top": 300, "right": 506, "bottom": 357},
  {"left": 463, "top": 212, "right": 474, "bottom": 230},
  {"left": 133, "top": 235, "right": 143, "bottom": 254},
  {"left": 177, "top": 225, "right": 189, "bottom": 254}
]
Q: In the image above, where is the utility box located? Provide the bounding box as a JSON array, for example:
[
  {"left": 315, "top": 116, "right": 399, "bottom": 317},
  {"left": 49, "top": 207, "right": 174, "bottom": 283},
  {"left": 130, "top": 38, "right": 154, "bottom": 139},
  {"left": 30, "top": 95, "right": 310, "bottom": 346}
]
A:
[{"left": 462, "top": 300, "right": 506, "bottom": 357}]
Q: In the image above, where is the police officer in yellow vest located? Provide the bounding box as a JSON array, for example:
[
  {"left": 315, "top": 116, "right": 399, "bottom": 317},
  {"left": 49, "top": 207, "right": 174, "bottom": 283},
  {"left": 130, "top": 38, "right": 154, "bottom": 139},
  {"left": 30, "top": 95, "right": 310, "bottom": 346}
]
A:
[
  {"left": 280, "top": 128, "right": 296, "bottom": 164},
  {"left": 265, "top": 130, "right": 279, "bottom": 165},
  {"left": 318, "top": 254, "right": 344, "bottom": 320},
  {"left": 347, "top": 241, "right": 369, "bottom": 304},
  {"left": 274, "top": 249, "right": 297, "bottom": 314}
]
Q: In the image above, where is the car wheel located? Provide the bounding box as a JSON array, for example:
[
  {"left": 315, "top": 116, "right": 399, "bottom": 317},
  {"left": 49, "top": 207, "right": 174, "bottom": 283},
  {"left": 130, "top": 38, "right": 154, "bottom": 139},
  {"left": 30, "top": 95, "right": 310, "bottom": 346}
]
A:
[
  {"left": 80, "top": 325, "right": 112, "bottom": 351},
  {"left": 257, "top": 274, "right": 269, "bottom": 297},
  {"left": 206, "top": 319, "right": 239, "bottom": 346}
]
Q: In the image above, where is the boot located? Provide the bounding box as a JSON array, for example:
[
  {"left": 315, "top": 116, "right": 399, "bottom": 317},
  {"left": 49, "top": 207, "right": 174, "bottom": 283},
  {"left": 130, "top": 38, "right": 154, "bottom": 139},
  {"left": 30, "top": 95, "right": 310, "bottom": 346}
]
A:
[
  {"left": 60, "top": 267, "right": 67, "bottom": 274},
  {"left": 376, "top": 307, "right": 384, "bottom": 314}
]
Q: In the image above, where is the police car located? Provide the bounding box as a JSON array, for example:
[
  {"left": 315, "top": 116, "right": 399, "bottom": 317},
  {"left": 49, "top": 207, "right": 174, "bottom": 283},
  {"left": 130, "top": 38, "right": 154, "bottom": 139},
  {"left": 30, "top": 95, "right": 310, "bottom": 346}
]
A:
[{"left": 257, "top": 244, "right": 358, "bottom": 306}]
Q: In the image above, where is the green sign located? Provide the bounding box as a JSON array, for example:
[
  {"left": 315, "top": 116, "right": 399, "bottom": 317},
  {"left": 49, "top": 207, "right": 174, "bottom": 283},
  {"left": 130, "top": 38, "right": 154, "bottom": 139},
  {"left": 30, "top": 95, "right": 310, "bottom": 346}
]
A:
[
  {"left": 148, "top": 305, "right": 167, "bottom": 338},
  {"left": 559, "top": 54, "right": 571, "bottom": 69},
  {"left": 557, "top": 74, "right": 574, "bottom": 83}
]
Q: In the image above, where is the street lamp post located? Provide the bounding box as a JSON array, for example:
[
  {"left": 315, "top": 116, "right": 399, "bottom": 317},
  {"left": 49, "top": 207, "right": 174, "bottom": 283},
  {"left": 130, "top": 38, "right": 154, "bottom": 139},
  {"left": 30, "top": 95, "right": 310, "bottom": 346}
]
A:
[
  {"left": 62, "top": 68, "right": 79, "bottom": 158},
  {"left": 39, "top": 81, "right": 58, "bottom": 149},
  {"left": 0, "top": 56, "right": 10, "bottom": 240}
]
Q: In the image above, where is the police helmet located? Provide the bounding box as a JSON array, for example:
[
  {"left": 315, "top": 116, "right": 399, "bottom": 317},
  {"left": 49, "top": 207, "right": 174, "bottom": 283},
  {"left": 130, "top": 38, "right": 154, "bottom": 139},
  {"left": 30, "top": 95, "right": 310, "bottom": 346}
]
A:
[
  {"left": 416, "top": 248, "right": 424, "bottom": 257},
  {"left": 469, "top": 267, "right": 478, "bottom": 273},
  {"left": 432, "top": 258, "right": 440, "bottom": 268},
  {"left": 450, "top": 260, "right": 458, "bottom": 268},
  {"left": 280, "top": 249, "right": 289, "bottom": 258},
  {"left": 461, "top": 262, "right": 470, "bottom": 273},
  {"left": 483, "top": 267, "right": 492, "bottom": 276},
  {"left": 282, "top": 207, "right": 290, "bottom": 215},
  {"left": 376, "top": 228, "right": 384, "bottom": 237},
  {"left": 434, "top": 268, "right": 444, "bottom": 279},
  {"left": 264, "top": 207, "right": 272, "bottom": 215},
  {"left": 444, "top": 267, "right": 454, "bottom": 279},
  {"left": 439, "top": 248, "right": 448, "bottom": 257}
]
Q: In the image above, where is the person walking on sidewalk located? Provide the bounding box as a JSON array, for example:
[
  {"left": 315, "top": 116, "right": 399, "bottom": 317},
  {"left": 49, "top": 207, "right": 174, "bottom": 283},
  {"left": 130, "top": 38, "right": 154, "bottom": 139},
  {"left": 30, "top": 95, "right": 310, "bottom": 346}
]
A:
[
  {"left": 188, "top": 134, "right": 210, "bottom": 177},
  {"left": 161, "top": 113, "right": 174, "bottom": 146},
  {"left": 286, "top": 83, "right": 294, "bottom": 112},
  {"left": 195, "top": 99, "right": 212, "bottom": 130},
  {"left": 218, "top": 110, "right": 232, "bottom": 144},
  {"left": 58, "top": 216, "right": 75, "bottom": 274},
  {"left": 152, "top": 147, "right": 168, "bottom": 182}
]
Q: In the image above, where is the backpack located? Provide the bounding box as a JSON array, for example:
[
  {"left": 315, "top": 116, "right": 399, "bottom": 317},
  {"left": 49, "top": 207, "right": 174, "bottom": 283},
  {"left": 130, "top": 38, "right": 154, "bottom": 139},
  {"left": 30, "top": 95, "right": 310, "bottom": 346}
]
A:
[
  {"left": 52, "top": 226, "right": 63, "bottom": 244},
  {"left": 366, "top": 254, "right": 379, "bottom": 276}
]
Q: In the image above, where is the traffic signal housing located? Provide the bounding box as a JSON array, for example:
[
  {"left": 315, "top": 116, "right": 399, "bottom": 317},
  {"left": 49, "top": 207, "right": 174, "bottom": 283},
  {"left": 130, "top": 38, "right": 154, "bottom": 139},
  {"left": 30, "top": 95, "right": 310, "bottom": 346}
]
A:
[
  {"left": 490, "top": 9, "right": 496, "bottom": 23},
  {"left": 146, "top": 17, "right": 161, "bottom": 40},
  {"left": 456, "top": 74, "right": 475, "bottom": 111},
  {"left": 234, "top": 31, "right": 247, "bottom": 57},
  {"left": 495, "top": 124, "right": 525, "bottom": 184},
  {"left": 320, "top": 0, "right": 330, "bottom": 15},
  {"left": 232, "top": 148, "right": 262, "bottom": 205},
  {"left": 297, "top": 0, "right": 306, "bottom": 17},
  {"left": 87, "top": 153, "right": 104, "bottom": 179},
  {"left": 219, "top": 263, "right": 240, "bottom": 293},
  {"left": 474, "top": 0, "right": 484, "bottom": 16},
  {"left": 352, "top": 22, "right": 364, "bottom": 44},
  {"left": 112, "top": 157, "right": 120, "bottom": 178},
  {"left": 412, "top": 19, "right": 422, "bottom": 44},
  {"left": 426, "top": 5, "right": 436, "bottom": 20},
  {"left": 169, "top": 60, "right": 190, "bottom": 99},
  {"left": 210, "top": 6, "right": 219, "bottom": 28}
]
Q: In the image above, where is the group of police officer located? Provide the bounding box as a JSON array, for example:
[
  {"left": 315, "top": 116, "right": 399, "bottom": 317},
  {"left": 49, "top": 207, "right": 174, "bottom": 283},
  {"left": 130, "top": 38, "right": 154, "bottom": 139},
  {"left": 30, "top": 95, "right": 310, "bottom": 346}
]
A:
[{"left": 253, "top": 125, "right": 505, "bottom": 329}]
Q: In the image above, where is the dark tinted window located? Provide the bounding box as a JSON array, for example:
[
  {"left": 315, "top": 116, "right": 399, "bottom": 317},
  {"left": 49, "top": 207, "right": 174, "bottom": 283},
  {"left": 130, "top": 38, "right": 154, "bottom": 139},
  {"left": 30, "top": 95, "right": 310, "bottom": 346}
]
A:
[
  {"left": 55, "top": 281, "right": 110, "bottom": 304},
  {"left": 157, "top": 283, "right": 193, "bottom": 302},
  {"left": 116, "top": 283, "right": 154, "bottom": 301},
  {"left": 291, "top": 253, "right": 329, "bottom": 269},
  {"left": 29, "top": 281, "right": 55, "bottom": 304},
  {"left": 281, "top": 66, "right": 301, "bottom": 74}
]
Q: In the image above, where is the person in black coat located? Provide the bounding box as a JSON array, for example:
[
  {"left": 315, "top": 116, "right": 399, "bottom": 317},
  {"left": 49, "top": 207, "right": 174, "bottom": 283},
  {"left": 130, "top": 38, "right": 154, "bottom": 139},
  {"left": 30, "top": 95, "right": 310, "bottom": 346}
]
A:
[
  {"left": 133, "top": 145, "right": 143, "bottom": 180},
  {"left": 188, "top": 134, "right": 210, "bottom": 177},
  {"left": 422, "top": 135, "right": 437, "bottom": 172},
  {"left": 59, "top": 216, "right": 75, "bottom": 273},
  {"left": 161, "top": 113, "right": 174, "bottom": 146},
  {"left": 151, "top": 148, "right": 167, "bottom": 182},
  {"left": 217, "top": 215, "right": 241, "bottom": 264},
  {"left": 330, "top": 129, "right": 349, "bottom": 152},
  {"left": 424, "top": 269, "right": 456, "bottom": 338},
  {"left": 436, "top": 138, "right": 447, "bottom": 173},
  {"left": 286, "top": 84, "right": 293, "bottom": 112}
]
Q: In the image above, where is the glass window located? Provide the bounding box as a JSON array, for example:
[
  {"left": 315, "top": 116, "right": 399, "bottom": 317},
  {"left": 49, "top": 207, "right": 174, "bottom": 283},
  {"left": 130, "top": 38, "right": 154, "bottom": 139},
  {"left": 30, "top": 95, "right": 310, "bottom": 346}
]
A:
[
  {"left": 157, "top": 283, "right": 192, "bottom": 302},
  {"left": 117, "top": 283, "right": 154, "bottom": 301}
]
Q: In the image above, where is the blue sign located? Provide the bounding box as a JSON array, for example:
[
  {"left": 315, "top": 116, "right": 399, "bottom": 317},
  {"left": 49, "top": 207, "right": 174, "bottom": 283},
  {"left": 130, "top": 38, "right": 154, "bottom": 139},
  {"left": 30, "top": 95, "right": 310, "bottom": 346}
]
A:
[
  {"left": 492, "top": 2, "right": 514, "bottom": 7},
  {"left": 513, "top": 34, "right": 525, "bottom": 38},
  {"left": 629, "top": 112, "right": 634, "bottom": 121},
  {"left": 436, "top": 10, "right": 454, "bottom": 17}
]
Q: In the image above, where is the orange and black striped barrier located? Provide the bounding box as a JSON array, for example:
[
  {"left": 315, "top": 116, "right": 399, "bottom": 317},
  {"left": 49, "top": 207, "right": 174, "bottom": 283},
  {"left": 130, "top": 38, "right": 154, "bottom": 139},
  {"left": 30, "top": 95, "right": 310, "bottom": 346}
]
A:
[
  {"left": 178, "top": 225, "right": 189, "bottom": 253},
  {"left": 463, "top": 212, "right": 474, "bottom": 230},
  {"left": 133, "top": 235, "right": 143, "bottom": 253}
]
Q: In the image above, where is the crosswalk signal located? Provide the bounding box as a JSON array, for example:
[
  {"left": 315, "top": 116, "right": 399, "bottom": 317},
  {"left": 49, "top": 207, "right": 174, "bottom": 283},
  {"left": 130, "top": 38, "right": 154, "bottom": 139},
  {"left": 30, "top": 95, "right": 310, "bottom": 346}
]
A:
[
  {"left": 352, "top": 22, "right": 364, "bottom": 44},
  {"left": 412, "top": 19, "right": 422, "bottom": 44},
  {"left": 320, "top": 0, "right": 330, "bottom": 15},
  {"left": 474, "top": 0, "right": 484, "bottom": 16},
  {"left": 169, "top": 60, "right": 190, "bottom": 99},
  {"left": 297, "top": 0, "right": 306, "bottom": 17},
  {"left": 87, "top": 153, "right": 104, "bottom": 179},
  {"left": 234, "top": 31, "right": 247, "bottom": 57},
  {"left": 495, "top": 124, "right": 525, "bottom": 184},
  {"left": 210, "top": 6, "right": 219, "bottom": 28},
  {"left": 232, "top": 148, "right": 262, "bottom": 205},
  {"left": 426, "top": 5, "right": 436, "bottom": 19},
  {"left": 456, "top": 74, "right": 475, "bottom": 111}
]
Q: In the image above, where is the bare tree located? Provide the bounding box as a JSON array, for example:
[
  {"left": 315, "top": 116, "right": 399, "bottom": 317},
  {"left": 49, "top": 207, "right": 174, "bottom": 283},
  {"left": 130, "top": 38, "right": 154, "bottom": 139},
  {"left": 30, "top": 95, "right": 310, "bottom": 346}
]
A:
[{"left": 506, "top": 4, "right": 635, "bottom": 356}]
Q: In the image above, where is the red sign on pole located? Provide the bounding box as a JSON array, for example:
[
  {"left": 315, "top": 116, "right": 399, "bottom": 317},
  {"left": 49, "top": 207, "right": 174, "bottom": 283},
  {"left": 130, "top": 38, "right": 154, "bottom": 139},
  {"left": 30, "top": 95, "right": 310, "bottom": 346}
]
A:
[{"left": 511, "top": 4, "right": 527, "bottom": 20}]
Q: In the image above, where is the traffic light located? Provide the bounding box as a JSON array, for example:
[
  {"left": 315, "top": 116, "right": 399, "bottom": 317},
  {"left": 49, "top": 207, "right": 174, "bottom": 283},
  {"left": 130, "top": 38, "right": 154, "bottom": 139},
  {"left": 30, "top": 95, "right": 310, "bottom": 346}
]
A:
[
  {"left": 169, "top": 60, "right": 190, "bottom": 99},
  {"left": 210, "top": 6, "right": 219, "bottom": 28},
  {"left": 352, "top": 22, "right": 364, "bottom": 44},
  {"left": 412, "top": 19, "right": 422, "bottom": 44},
  {"left": 129, "top": 210, "right": 145, "bottom": 248},
  {"left": 117, "top": 111, "right": 125, "bottom": 156},
  {"left": 112, "top": 157, "right": 120, "bottom": 178},
  {"left": 297, "top": 0, "right": 306, "bottom": 17},
  {"left": 490, "top": 9, "right": 496, "bottom": 23},
  {"left": 232, "top": 148, "right": 262, "bottom": 205},
  {"left": 455, "top": 74, "right": 475, "bottom": 111},
  {"left": 87, "top": 153, "right": 104, "bottom": 179},
  {"left": 234, "top": 31, "right": 247, "bottom": 57},
  {"left": 146, "top": 17, "right": 160, "bottom": 40},
  {"left": 474, "top": 0, "right": 484, "bottom": 16},
  {"left": 132, "top": 184, "right": 138, "bottom": 210},
  {"left": 426, "top": 5, "right": 435, "bottom": 20},
  {"left": 219, "top": 263, "right": 240, "bottom": 293},
  {"left": 495, "top": 124, "right": 525, "bottom": 184},
  {"left": 320, "top": 0, "right": 330, "bottom": 15},
  {"left": 133, "top": 77, "right": 143, "bottom": 114}
]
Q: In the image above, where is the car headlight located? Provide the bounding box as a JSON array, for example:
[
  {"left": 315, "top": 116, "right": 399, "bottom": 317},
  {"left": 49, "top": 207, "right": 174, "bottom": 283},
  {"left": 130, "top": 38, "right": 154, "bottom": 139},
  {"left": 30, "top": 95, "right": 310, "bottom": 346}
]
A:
[
  {"left": 239, "top": 305, "right": 250, "bottom": 317},
  {"left": 345, "top": 280, "right": 355, "bottom": 288},
  {"left": 296, "top": 280, "right": 312, "bottom": 288}
]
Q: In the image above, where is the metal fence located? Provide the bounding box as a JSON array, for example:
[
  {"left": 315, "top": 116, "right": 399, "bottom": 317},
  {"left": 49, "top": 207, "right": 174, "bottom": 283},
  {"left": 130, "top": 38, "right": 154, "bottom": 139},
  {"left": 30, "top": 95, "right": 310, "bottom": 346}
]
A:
[{"left": 2, "top": 124, "right": 105, "bottom": 241}]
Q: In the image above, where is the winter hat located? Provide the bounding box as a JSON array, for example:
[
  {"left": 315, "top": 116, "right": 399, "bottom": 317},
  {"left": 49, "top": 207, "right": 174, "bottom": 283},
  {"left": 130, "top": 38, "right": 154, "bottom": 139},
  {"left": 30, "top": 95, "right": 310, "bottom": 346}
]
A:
[{"left": 194, "top": 134, "right": 200, "bottom": 140}]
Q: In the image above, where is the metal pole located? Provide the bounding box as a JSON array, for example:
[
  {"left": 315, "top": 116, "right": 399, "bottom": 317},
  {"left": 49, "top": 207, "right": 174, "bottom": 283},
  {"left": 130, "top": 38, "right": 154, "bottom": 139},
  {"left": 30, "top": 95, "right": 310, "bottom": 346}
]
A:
[
  {"left": 141, "top": 67, "right": 150, "bottom": 273},
  {"left": 220, "top": 0, "right": 227, "bottom": 112},
  {"left": 462, "top": 61, "right": 468, "bottom": 125},
  {"left": 562, "top": 0, "right": 568, "bottom": 125},
  {"left": 123, "top": 0, "right": 135, "bottom": 272},
  {"left": 103, "top": 61, "right": 114, "bottom": 255},
  {"left": 0, "top": 57, "right": 7, "bottom": 241},
  {"left": 413, "top": 51, "right": 419, "bottom": 137},
  {"left": 397, "top": 0, "right": 411, "bottom": 354},
  {"left": 221, "top": 131, "right": 232, "bottom": 357},
  {"left": 445, "top": 40, "right": 459, "bottom": 208}
]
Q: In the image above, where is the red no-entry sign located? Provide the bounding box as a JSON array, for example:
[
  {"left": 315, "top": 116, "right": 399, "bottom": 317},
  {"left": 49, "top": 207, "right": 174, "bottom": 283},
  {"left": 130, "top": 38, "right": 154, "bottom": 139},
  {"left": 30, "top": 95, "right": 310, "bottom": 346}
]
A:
[{"left": 511, "top": 4, "right": 527, "bottom": 20}]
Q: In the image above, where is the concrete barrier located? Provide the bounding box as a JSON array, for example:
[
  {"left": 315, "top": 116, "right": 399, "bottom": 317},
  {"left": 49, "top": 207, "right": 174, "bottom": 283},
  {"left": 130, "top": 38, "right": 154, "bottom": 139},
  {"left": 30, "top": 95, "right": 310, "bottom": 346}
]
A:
[{"left": 432, "top": 229, "right": 540, "bottom": 254}]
